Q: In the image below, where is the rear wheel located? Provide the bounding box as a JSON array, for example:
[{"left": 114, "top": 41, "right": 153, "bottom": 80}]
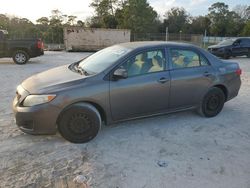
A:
[
  {"left": 13, "top": 50, "right": 29, "bottom": 64},
  {"left": 198, "top": 87, "right": 225, "bottom": 117},
  {"left": 58, "top": 103, "right": 101, "bottom": 143}
]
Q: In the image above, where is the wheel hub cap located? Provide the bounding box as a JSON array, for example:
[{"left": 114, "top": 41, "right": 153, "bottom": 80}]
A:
[
  {"left": 15, "top": 53, "right": 26, "bottom": 63},
  {"left": 69, "top": 114, "right": 91, "bottom": 134},
  {"left": 207, "top": 95, "right": 220, "bottom": 110}
]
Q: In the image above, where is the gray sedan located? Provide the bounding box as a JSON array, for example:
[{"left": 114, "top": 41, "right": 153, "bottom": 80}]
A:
[{"left": 13, "top": 42, "right": 241, "bottom": 143}]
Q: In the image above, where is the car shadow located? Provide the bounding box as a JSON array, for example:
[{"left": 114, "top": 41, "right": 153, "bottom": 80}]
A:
[{"left": 0, "top": 59, "right": 42, "bottom": 65}]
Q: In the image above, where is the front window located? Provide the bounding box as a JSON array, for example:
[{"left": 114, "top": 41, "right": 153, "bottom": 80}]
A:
[
  {"left": 218, "top": 39, "right": 236, "bottom": 45},
  {"left": 78, "top": 45, "right": 132, "bottom": 74},
  {"left": 120, "top": 49, "right": 165, "bottom": 77}
]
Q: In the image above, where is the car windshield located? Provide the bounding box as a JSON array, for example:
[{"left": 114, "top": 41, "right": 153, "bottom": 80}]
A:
[
  {"left": 218, "top": 39, "right": 236, "bottom": 45},
  {"left": 78, "top": 45, "right": 131, "bottom": 74}
]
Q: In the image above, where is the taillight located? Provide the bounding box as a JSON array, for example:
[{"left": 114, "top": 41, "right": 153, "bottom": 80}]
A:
[
  {"left": 235, "top": 68, "right": 242, "bottom": 76},
  {"left": 37, "top": 40, "right": 44, "bottom": 49}
]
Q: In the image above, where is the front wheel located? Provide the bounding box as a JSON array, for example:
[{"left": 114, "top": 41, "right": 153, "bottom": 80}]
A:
[
  {"left": 13, "top": 50, "right": 29, "bottom": 64},
  {"left": 58, "top": 103, "right": 101, "bottom": 143},
  {"left": 198, "top": 87, "right": 225, "bottom": 118}
]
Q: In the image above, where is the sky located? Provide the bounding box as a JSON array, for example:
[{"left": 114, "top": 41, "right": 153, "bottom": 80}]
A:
[{"left": 0, "top": 0, "right": 249, "bottom": 23}]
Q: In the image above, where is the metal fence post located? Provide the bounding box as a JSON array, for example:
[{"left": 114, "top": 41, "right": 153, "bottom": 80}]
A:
[{"left": 166, "top": 27, "right": 168, "bottom": 41}]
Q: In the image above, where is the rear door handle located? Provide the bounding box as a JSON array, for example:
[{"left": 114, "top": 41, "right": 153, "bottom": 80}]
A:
[
  {"left": 203, "top": 72, "right": 212, "bottom": 77},
  {"left": 158, "top": 77, "right": 169, "bottom": 84}
]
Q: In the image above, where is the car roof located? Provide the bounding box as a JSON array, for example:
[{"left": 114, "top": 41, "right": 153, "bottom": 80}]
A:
[
  {"left": 117, "top": 41, "right": 198, "bottom": 49},
  {"left": 236, "top": 37, "right": 250, "bottom": 40}
]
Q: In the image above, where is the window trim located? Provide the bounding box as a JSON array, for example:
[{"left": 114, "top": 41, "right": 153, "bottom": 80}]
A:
[{"left": 168, "top": 47, "right": 211, "bottom": 70}]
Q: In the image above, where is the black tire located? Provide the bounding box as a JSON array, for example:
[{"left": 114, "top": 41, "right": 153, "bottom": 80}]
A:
[
  {"left": 12, "top": 50, "right": 29, "bottom": 64},
  {"left": 198, "top": 87, "right": 225, "bottom": 118},
  {"left": 58, "top": 103, "right": 101, "bottom": 143}
]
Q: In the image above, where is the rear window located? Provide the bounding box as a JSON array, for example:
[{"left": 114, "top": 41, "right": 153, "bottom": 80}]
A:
[
  {"left": 241, "top": 39, "right": 250, "bottom": 45},
  {"left": 170, "top": 49, "right": 209, "bottom": 69}
]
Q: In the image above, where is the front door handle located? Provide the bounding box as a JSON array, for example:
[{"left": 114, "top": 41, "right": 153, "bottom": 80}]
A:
[
  {"left": 203, "top": 72, "right": 212, "bottom": 77},
  {"left": 158, "top": 77, "right": 169, "bottom": 84}
]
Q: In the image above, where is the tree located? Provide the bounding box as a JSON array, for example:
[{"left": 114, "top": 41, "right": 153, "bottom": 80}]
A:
[
  {"left": 227, "top": 11, "right": 245, "bottom": 36},
  {"left": 77, "top": 20, "right": 85, "bottom": 27},
  {"left": 89, "top": 0, "right": 118, "bottom": 28},
  {"left": 67, "top": 15, "right": 77, "bottom": 25},
  {"left": 49, "top": 10, "right": 64, "bottom": 43},
  {"left": 208, "top": 2, "right": 240, "bottom": 36},
  {"left": 190, "top": 16, "right": 211, "bottom": 34},
  {"left": 116, "top": 0, "right": 158, "bottom": 33},
  {"left": 36, "top": 17, "right": 49, "bottom": 25},
  {"left": 0, "top": 14, "right": 9, "bottom": 29},
  {"left": 242, "top": 21, "right": 250, "bottom": 36},
  {"left": 163, "top": 7, "right": 190, "bottom": 33},
  {"left": 233, "top": 5, "right": 250, "bottom": 21}
]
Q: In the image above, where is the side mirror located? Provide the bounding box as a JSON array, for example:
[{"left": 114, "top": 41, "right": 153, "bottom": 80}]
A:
[{"left": 113, "top": 68, "right": 128, "bottom": 80}]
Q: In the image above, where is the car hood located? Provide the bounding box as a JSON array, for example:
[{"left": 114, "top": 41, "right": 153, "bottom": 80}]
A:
[
  {"left": 21, "top": 65, "right": 85, "bottom": 93},
  {"left": 208, "top": 44, "right": 231, "bottom": 49}
]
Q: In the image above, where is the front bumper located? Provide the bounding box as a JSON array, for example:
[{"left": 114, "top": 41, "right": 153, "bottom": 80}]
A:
[{"left": 13, "top": 97, "right": 60, "bottom": 135}]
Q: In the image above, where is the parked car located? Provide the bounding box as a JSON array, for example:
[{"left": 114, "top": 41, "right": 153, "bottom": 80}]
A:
[
  {"left": 0, "top": 29, "right": 44, "bottom": 64},
  {"left": 208, "top": 37, "right": 250, "bottom": 59},
  {"left": 13, "top": 42, "right": 241, "bottom": 143}
]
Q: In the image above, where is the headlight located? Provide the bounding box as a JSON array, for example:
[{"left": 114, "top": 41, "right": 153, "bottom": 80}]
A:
[{"left": 23, "top": 94, "right": 56, "bottom": 107}]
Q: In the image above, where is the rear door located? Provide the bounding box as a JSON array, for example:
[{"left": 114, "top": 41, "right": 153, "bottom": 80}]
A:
[
  {"left": 169, "top": 48, "right": 215, "bottom": 109},
  {"left": 109, "top": 48, "right": 171, "bottom": 121}
]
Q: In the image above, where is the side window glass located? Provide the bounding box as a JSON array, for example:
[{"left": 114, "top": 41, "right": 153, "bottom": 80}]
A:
[
  {"left": 200, "top": 55, "right": 209, "bottom": 66},
  {"left": 170, "top": 49, "right": 200, "bottom": 69},
  {"left": 234, "top": 40, "right": 241, "bottom": 45},
  {"left": 121, "top": 49, "right": 165, "bottom": 77},
  {"left": 241, "top": 39, "right": 248, "bottom": 45}
]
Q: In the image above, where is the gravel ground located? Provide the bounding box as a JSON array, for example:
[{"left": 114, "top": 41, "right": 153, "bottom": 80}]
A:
[{"left": 0, "top": 52, "right": 250, "bottom": 188}]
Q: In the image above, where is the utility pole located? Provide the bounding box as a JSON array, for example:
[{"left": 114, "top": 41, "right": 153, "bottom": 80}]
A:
[
  {"left": 166, "top": 27, "right": 168, "bottom": 41},
  {"left": 203, "top": 29, "right": 207, "bottom": 48},
  {"left": 179, "top": 30, "right": 182, "bottom": 41}
]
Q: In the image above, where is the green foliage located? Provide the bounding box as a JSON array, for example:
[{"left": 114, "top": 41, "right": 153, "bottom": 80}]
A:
[
  {"left": 89, "top": 0, "right": 118, "bottom": 28},
  {"left": 190, "top": 16, "right": 211, "bottom": 34},
  {"left": 163, "top": 7, "right": 190, "bottom": 33},
  {"left": 242, "top": 21, "right": 250, "bottom": 36},
  {"left": 116, "top": 0, "right": 158, "bottom": 33},
  {"left": 88, "top": 0, "right": 158, "bottom": 33},
  {"left": 207, "top": 2, "right": 245, "bottom": 36},
  {"left": 0, "top": 14, "right": 39, "bottom": 39},
  {"left": 0, "top": 9, "right": 85, "bottom": 43},
  {"left": 233, "top": 5, "right": 250, "bottom": 21}
]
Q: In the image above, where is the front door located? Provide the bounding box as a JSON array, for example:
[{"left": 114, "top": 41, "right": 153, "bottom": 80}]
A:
[
  {"left": 109, "top": 48, "right": 171, "bottom": 121},
  {"left": 232, "top": 39, "right": 247, "bottom": 56},
  {"left": 169, "top": 48, "right": 215, "bottom": 109}
]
